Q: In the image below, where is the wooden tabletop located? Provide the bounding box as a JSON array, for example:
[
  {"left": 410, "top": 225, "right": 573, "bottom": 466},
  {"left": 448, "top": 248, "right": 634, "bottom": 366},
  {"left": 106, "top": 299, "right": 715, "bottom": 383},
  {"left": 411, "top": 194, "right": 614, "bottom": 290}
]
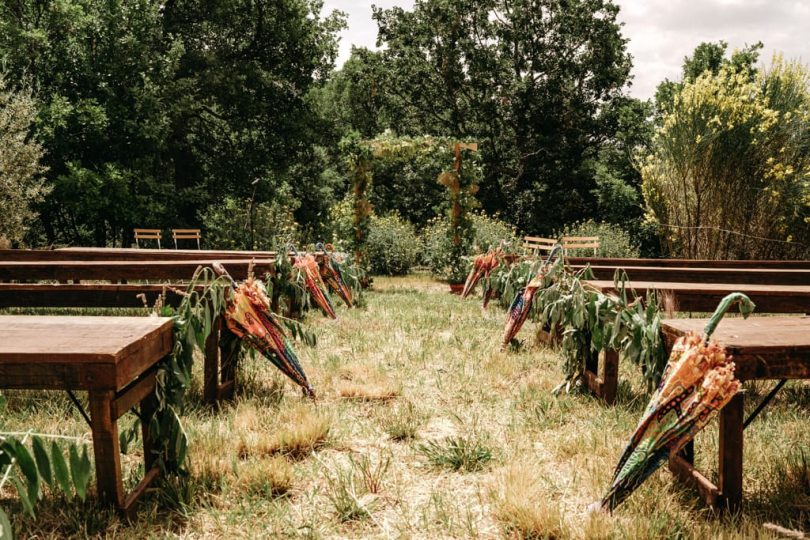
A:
[
  {"left": 661, "top": 316, "right": 810, "bottom": 380},
  {"left": 0, "top": 316, "right": 174, "bottom": 390},
  {"left": 585, "top": 280, "right": 810, "bottom": 313}
]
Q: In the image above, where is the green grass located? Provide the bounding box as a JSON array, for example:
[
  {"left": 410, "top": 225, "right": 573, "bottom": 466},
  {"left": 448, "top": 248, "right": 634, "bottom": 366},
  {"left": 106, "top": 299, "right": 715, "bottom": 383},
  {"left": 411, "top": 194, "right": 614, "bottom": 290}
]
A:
[{"left": 1, "top": 274, "right": 809, "bottom": 538}]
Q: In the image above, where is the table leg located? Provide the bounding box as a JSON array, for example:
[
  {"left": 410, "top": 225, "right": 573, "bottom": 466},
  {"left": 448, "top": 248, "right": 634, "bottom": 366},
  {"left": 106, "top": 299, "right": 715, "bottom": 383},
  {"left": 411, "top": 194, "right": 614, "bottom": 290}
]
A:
[
  {"left": 140, "top": 391, "right": 158, "bottom": 471},
  {"left": 719, "top": 391, "right": 744, "bottom": 512},
  {"left": 88, "top": 390, "right": 125, "bottom": 508}
]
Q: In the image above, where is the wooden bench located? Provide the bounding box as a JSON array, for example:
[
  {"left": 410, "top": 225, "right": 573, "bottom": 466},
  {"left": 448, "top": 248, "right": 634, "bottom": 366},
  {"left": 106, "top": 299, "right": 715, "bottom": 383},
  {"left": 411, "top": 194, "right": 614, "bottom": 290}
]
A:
[
  {"left": 172, "top": 229, "right": 201, "bottom": 250},
  {"left": 569, "top": 257, "right": 810, "bottom": 269},
  {"left": 134, "top": 229, "right": 162, "bottom": 249},
  {"left": 0, "top": 248, "right": 278, "bottom": 262},
  {"left": 577, "top": 265, "right": 810, "bottom": 286},
  {"left": 580, "top": 280, "right": 810, "bottom": 404},
  {"left": 0, "top": 316, "right": 174, "bottom": 517},
  {"left": 584, "top": 280, "right": 810, "bottom": 314},
  {"left": 661, "top": 316, "right": 810, "bottom": 512},
  {"left": 523, "top": 236, "right": 600, "bottom": 257},
  {"left": 522, "top": 236, "right": 557, "bottom": 257},
  {"left": 0, "top": 259, "right": 277, "bottom": 282},
  {"left": 562, "top": 236, "right": 599, "bottom": 256}
]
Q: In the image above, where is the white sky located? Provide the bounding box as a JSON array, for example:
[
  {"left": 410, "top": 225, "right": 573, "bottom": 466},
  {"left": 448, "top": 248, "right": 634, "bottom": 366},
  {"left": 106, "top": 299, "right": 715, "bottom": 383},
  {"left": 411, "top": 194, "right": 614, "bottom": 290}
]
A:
[{"left": 323, "top": 0, "right": 810, "bottom": 99}]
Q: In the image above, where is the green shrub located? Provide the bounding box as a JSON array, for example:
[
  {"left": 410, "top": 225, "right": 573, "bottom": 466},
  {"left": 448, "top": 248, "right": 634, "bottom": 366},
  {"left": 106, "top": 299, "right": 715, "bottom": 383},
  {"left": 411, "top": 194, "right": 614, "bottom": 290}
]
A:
[
  {"left": 327, "top": 195, "right": 356, "bottom": 250},
  {"left": 201, "top": 196, "right": 299, "bottom": 250},
  {"left": 471, "top": 213, "right": 519, "bottom": 252},
  {"left": 422, "top": 213, "right": 518, "bottom": 281},
  {"left": 557, "top": 220, "right": 639, "bottom": 258},
  {"left": 365, "top": 214, "right": 419, "bottom": 275}
]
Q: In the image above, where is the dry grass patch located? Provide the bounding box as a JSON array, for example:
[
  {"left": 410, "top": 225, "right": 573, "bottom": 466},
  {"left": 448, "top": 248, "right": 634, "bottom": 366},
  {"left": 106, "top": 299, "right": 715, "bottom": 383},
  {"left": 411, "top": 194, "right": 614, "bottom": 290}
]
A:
[
  {"left": 237, "top": 403, "right": 331, "bottom": 460},
  {"left": 491, "top": 465, "right": 570, "bottom": 539},
  {"left": 337, "top": 380, "right": 401, "bottom": 401},
  {"left": 235, "top": 456, "right": 294, "bottom": 498}
]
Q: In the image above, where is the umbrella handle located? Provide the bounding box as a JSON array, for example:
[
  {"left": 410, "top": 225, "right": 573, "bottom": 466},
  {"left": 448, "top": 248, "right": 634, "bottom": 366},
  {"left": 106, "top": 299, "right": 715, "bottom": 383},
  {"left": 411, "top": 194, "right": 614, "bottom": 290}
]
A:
[
  {"left": 212, "top": 261, "right": 235, "bottom": 283},
  {"left": 703, "top": 292, "right": 756, "bottom": 341},
  {"left": 544, "top": 244, "right": 562, "bottom": 266}
]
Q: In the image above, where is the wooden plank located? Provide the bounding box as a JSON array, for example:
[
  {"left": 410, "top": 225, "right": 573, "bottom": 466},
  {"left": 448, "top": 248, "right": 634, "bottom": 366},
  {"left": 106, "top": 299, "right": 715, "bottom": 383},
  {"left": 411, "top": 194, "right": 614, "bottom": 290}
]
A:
[
  {"left": 0, "top": 283, "right": 196, "bottom": 308},
  {"left": 584, "top": 280, "right": 810, "bottom": 314},
  {"left": 121, "top": 467, "right": 160, "bottom": 520},
  {"left": 579, "top": 265, "right": 810, "bottom": 285},
  {"left": 0, "top": 259, "right": 276, "bottom": 281},
  {"left": 0, "top": 248, "right": 277, "bottom": 262},
  {"left": 569, "top": 257, "right": 810, "bottom": 269},
  {"left": 111, "top": 370, "right": 157, "bottom": 420},
  {"left": 668, "top": 453, "right": 721, "bottom": 507}
]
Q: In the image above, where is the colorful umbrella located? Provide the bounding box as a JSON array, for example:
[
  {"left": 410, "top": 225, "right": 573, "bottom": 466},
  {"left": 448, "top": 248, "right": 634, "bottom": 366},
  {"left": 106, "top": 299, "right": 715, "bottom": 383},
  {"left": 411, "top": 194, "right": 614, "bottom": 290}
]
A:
[
  {"left": 501, "top": 245, "right": 561, "bottom": 347},
  {"left": 293, "top": 252, "right": 337, "bottom": 319},
  {"left": 213, "top": 263, "right": 316, "bottom": 397},
  {"left": 598, "top": 293, "right": 755, "bottom": 512},
  {"left": 317, "top": 243, "right": 353, "bottom": 308},
  {"left": 461, "top": 247, "right": 502, "bottom": 299}
]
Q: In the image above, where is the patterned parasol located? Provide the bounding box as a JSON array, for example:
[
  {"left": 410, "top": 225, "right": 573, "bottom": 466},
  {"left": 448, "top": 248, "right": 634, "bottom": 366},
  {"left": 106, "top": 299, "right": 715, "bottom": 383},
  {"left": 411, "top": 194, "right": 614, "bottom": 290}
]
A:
[
  {"left": 214, "top": 263, "right": 316, "bottom": 397},
  {"left": 598, "top": 293, "right": 755, "bottom": 512},
  {"left": 501, "top": 245, "right": 561, "bottom": 347},
  {"left": 293, "top": 252, "right": 337, "bottom": 319},
  {"left": 317, "top": 243, "right": 353, "bottom": 308}
]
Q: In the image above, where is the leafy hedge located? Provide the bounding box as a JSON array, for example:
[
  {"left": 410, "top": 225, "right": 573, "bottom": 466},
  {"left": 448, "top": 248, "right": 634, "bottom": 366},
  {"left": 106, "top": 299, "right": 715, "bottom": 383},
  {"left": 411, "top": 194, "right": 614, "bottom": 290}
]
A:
[{"left": 365, "top": 214, "right": 420, "bottom": 275}]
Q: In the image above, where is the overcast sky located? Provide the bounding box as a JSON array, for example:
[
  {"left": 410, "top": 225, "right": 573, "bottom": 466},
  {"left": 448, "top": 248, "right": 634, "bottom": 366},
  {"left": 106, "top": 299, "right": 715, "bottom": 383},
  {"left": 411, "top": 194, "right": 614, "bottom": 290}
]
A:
[{"left": 323, "top": 0, "right": 810, "bottom": 99}]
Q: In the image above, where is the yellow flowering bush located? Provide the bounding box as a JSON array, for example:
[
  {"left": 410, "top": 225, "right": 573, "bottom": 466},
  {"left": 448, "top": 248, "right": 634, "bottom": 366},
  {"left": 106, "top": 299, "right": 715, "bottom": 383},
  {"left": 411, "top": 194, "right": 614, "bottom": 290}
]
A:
[{"left": 642, "top": 56, "right": 810, "bottom": 258}]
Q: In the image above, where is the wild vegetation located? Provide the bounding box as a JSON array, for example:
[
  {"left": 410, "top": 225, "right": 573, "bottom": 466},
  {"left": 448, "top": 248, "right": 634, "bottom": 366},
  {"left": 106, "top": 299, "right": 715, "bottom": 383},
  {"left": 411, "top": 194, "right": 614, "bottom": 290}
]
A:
[
  {"left": 2, "top": 276, "right": 809, "bottom": 537},
  {"left": 3, "top": 1, "right": 806, "bottom": 258}
]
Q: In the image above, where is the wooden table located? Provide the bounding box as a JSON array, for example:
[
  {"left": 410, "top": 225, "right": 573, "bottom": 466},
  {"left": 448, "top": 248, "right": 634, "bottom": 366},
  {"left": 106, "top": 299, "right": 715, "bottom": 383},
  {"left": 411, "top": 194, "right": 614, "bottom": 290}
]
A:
[
  {"left": 661, "top": 316, "right": 810, "bottom": 512},
  {"left": 0, "top": 316, "right": 174, "bottom": 516}
]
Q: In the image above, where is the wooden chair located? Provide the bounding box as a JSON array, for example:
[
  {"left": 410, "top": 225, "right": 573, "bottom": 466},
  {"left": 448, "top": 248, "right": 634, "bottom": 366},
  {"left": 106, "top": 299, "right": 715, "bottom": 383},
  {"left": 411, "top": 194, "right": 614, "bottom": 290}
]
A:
[
  {"left": 134, "top": 229, "right": 162, "bottom": 249},
  {"left": 562, "top": 236, "right": 600, "bottom": 256},
  {"left": 522, "top": 236, "right": 558, "bottom": 257},
  {"left": 172, "top": 229, "right": 201, "bottom": 249}
]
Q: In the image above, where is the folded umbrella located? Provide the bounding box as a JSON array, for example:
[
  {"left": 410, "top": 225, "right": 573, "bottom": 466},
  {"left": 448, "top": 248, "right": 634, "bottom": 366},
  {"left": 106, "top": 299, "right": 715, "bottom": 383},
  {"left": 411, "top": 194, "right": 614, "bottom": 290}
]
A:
[
  {"left": 598, "top": 293, "right": 755, "bottom": 512},
  {"left": 501, "top": 245, "right": 561, "bottom": 347},
  {"left": 462, "top": 247, "right": 502, "bottom": 300},
  {"left": 293, "top": 252, "right": 337, "bottom": 319},
  {"left": 317, "top": 243, "right": 353, "bottom": 308},
  {"left": 214, "top": 263, "right": 316, "bottom": 398}
]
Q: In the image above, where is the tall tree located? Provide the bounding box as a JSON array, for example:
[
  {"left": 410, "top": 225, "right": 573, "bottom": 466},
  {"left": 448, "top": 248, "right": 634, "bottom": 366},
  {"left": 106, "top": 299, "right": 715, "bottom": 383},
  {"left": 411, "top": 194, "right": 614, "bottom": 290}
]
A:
[
  {"left": 372, "top": 0, "right": 633, "bottom": 234},
  {"left": 0, "top": 75, "right": 48, "bottom": 246},
  {"left": 0, "top": 0, "right": 345, "bottom": 246}
]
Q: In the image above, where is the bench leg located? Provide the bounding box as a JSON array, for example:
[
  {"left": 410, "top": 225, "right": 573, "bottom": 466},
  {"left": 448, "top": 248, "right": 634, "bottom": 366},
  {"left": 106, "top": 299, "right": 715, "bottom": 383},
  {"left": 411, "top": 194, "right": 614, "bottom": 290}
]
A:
[
  {"left": 601, "top": 350, "right": 618, "bottom": 405},
  {"left": 219, "top": 328, "right": 238, "bottom": 401},
  {"left": 203, "top": 316, "right": 222, "bottom": 404},
  {"left": 719, "top": 392, "right": 744, "bottom": 512},
  {"left": 88, "top": 390, "right": 125, "bottom": 508},
  {"left": 583, "top": 349, "right": 618, "bottom": 405}
]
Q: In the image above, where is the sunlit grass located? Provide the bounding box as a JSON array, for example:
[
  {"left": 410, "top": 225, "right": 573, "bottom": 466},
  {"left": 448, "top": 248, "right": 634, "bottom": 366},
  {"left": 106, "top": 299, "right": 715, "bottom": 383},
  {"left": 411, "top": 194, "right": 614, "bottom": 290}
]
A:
[{"left": 2, "top": 274, "right": 809, "bottom": 538}]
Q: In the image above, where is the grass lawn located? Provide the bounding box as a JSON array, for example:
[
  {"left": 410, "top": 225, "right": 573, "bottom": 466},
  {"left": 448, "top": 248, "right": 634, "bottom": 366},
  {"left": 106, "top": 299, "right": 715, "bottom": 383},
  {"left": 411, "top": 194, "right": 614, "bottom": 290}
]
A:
[{"left": 2, "top": 274, "right": 810, "bottom": 538}]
